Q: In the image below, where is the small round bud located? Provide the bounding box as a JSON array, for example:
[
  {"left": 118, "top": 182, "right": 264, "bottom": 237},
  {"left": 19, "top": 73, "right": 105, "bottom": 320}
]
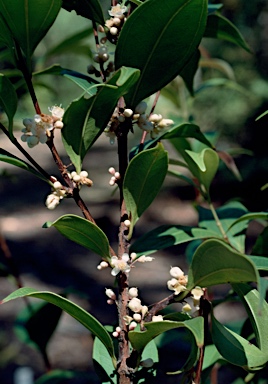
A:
[
  {"left": 109, "top": 167, "right": 115, "bottom": 175},
  {"left": 116, "top": 326, "right": 122, "bottom": 333},
  {"left": 170, "top": 267, "right": 184, "bottom": 278},
  {"left": 149, "top": 114, "right": 162, "bottom": 123},
  {"left": 113, "top": 17, "right": 121, "bottom": 26},
  {"left": 128, "top": 298, "right": 142, "bottom": 313},
  {"left": 129, "top": 321, "right": 138, "bottom": 331},
  {"left": 152, "top": 315, "right": 163, "bottom": 322},
  {"left": 53, "top": 181, "right": 62, "bottom": 189},
  {"left": 50, "top": 176, "right": 58, "bottom": 183},
  {"left": 54, "top": 121, "right": 64, "bottom": 129},
  {"left": 97, "top": 265, "right": 102, "bottom": 270},
  {"left": 133, "top": 313, "right": 142, "bottom": 322},
  {"left": 80, "top": 170, "right": 89, "bottom": 178},
  {"left": 114, "top": 172, "right": 121, "bottom": 179},
  {"left": 109, "top": 179, "right": 115, "bottom": 186},
  {"left": 107, "top": 299, "right": 114, "bottom": 305},
  {"left": 98, "top": 25, "right": 105, "bottom": 33},
  {"left": 141, "top": 305, "right": 148, "bottom": 318},
  {"left": 130, "top": 252, "right": 137, "bottom": 261},
  {"left": 93, "top": 54, "right": 101, "bottom": 63},
  {"left": 112, "top": 331, "right": 119, "bottom": 338},
  {"left": 123, "top": 108, "right": 133, "bottom": 118},
  {"left": 129, "top": 287, "right": 138, "bottom": 298},
  {"left": 102, "top": 53, "right": 109, "bottom": 62},
  {"left": 118, "top": 115, "right": 125, "bottom": 123},
  {"left": 73, "top": 174, "right": 81, "bottom": 182},
  {"left": 110, "top": 27, "right": 118, "bottom": 35},
  {"left": 100, "top": 37, "right": 107, "bottom": 44},
  {"left": 71, "top": 171, "right": 77, "bottom": 178},
  {"left": 124, "top": 219, "right": 131, "bottom": 227},
  {"left": 135, "top": 101, "right": 147, "bottom": 114},
  {"left": 105, "top": 288, "right": 116, "bottom": 300},
  {"left": 87, "top": 64, "right": 95, "bottom": 74},
  {"left": 100, "top": 261, "right": 109, "bottom": 268}
]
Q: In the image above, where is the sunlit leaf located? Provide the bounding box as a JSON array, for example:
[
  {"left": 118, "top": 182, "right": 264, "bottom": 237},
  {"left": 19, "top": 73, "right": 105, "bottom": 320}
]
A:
[
  {"left": 93, "top": 337, "right": 116, "bottom": 383},
  {"left": 187, "top": 239, "right": 259, "bottom": 290},
  {"left": 129, "top": 317, "right": 203, "bottom": 354},
  {"left": 1, "top": 288, "right": 116, "bottom": 364},
  {"left": 115, "top": 0, "right": 207, "bottom": 107},
  {"left": 43, "top": 215, "right": 111, "bottom": 261},
  {"left": 211, "top": 312, "right": 267, "bottom": 370},
  {"left": 62, "top": 66, "right": 140, "bottom": 172},
  {"left": 123, "top": 143, "right": 168, "bottom": 239}
]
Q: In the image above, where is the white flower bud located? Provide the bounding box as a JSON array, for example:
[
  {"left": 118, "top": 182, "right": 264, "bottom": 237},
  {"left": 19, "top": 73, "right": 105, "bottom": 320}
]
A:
[
  {"left": 108, "top": 167, "right": 115, "bottom": 175},
  {"left": 114, "top": 172, "right": 121, "bottom": 179},
  {"left": 110, "top": 27, "right": 118, "bottom": 35},
  {"left": 107, "top": 299, "right": 114, "bottom": 305},
  {"left": 130, "top": 252, "right": 137, "bottom": 260},
  {"left": 129, "top": 321, "right": 138, "bottom": 331},
  {"left": 149, "top": 114, "right": 162, "bottom": 123},
  {"left": 141, "top": 305, "right": 148, "bottom": 318},
  {"left": 133, "top": 313, "right": 142, "bottom": 322},
  {"left": 46, "top": 194, "right": 60, "bottom": 210},
  {"left": 80, "top": 170, "right": 88, "bottom": 178},
  {"left": 157, "top": 118, "right": 174, "bottom": 128},
  {"left": 170, "top": 267, "right": 184, "bottom": 279},
  {"left": 116, "top": 326, "right": 122, "bottom": 333},
  {"left": 123, "top": 108, "right": 133, "bottom": 118},
  {"left": 53, "top": 181, "right": 62, "bottom": 189},
  {"left": 105, "top": 288, "right": 116, "bottom": 300},
  {"left": 109, "top": 178, "right": 115, "bottom": 186},
  {"left": 73, "top": 174, "right": 81, "bottom": 182},
  {"left": 100, "top": 261, "right": 109, "bottom": 268},
  {"left": 128, "top": 298, "right": 142, "bottom": 313},
  {"left": 113, "top": 17, "right": 121, "bottom": 26},
  {"left": 128, "top": 287, "right": 138, "bottom": 298},
  {"left": 135, "top": 101, "right": 147, "bottom": 114},
  {"left": 71, "top": 171, "right": 77, "bottom": 178},
  {"left": 152, "top": 315, "right": 163, "bottom": 322},
  {"left": 112, "top": 331, "right": 119, "bottom": 337},
  {"left": 54, "top": 121, "right": 64, "bottom": 129},
  {"left": 124, "top": 219, "right": 131, "bottom": 227}
]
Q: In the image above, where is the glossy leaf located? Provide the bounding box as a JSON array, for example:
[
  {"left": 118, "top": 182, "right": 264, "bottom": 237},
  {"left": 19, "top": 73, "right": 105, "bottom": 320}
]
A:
[
  {"left": 123, "top": 143, "right": 168, "bottom": 239},
  {"left": 43, "top": 215, "right": 111, "bottom": 261},
  {"left": 249, "top": 256, "right": 268, "bottom": 272},
  {"left": 0, "top": 74, "right": 17, "bottom": 136},
  {"left": 180, "top": 49, "right": 201, "bottom": 95},
  {"left": 93, "top": 337, "right": 116, "bottom": 384},
  {"left": 0, "top": 14, "right": 15, "bottom": 63},
  {"left": 115, "top": 0, "right": 207, "bottom": 107},
  {"left": 0, "top": 148, "right": 48, "bottom": 183},
  {"left": 204, "top": 13, "right": 251, "bottom": 53},
  {"left": 187, "top": 239, "right": 259, "bottom": 291},
  {"left": 233, "top": 284, "right": 268, "bottom": 357},
  {"left": 0, "top": 0, "right": 62, "bottom": 69},
  {"left": 198, "top": 201, "right": 248, "bottom": 252},
  {"left": 15, "top": 301, "right": 62, "bottom": 355},
  {"left": 130, "top": 225, "right": 219, "bottom": 256},
  {"left": 1, "top": 287, "right": 116, "bottom": 364},
  {"left": 211, "top": 313, "right": 267, "bottom": 370},
  {"left": 62, "top": 0, "right": 105, "bottom": 25},
  {"left": 184, "top": 148, "right": 219, "bottom": 196},
  {"left": 129, "top": 317, "right": 203, "bottom": 354},
  {"left": 227, "top": 212, "right": 268, "bottom": 232},
  {"left": 62, "top": 67, "right": 140, "bottom": 172},
  {"left": 202, "top": 344, "right": 223, "bottom": 371}
]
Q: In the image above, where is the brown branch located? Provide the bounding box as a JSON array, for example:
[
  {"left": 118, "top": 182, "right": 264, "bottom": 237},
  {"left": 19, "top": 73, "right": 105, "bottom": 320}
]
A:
[{"left": 145, "top": 294, "right": 176, "bottom": 322}]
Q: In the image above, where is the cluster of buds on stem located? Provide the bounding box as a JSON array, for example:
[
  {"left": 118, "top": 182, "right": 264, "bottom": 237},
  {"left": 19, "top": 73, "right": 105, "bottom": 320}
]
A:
[
  {"left": 167, "top": 267, "right": 188, "bottom": 295},
  {"left": 108, "top": 167, "right": 121, "bottom": 186},
  {"left": 45, "top": 178, "right": 66, "bottom": 210},
  {"left": 69, "top": 170, "right": 93, "bottom": 188},
  {"left": 21, "top": 105, "right": 64, "bottom": 148},
  {"left": 104, "top": 4, "right": 127, "bottom": 43}
]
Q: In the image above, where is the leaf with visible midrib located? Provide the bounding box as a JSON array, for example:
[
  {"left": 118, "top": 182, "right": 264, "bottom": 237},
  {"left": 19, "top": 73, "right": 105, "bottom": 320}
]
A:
[{"left": 115, "top": 0, "right": 207, "bottom": 107}]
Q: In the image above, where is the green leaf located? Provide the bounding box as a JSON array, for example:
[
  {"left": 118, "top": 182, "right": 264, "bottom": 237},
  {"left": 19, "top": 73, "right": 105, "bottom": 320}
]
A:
[
  {"left": 115, "top": 0, "right": 207, "bottom": 107},
  {"left": 204, "top": 13, "right": 251, "bottom": 53},
  {"left": 129, "top": 317, "right": 203, "bottom": 354},
  {"left": 1, "top": 287, "right": 116, "bottom": 364},
  {"left": 211, "top": 312, "right": 267, "bottom": 370},
  {"left": 232, "top": 284, "right": 268, "bottom": 357},
  {"left": 184, "top": 148, "right": 219, "bottom": 196},
  {"left": 0, "top": 0, "right": 62, "bottom": 70},
  {"left": 93, "top": 337, "right": 116, "bottom": 384},
  {"left": 0, "top": 14, "right": 15, "bottom": 63},
  {"left": 180, "top": 49, "right": 201, "bottom": 96},
  {"left": 0, "top": 148, "right": 48, "bottom": 183},
  {"left": 187, "top": 239, "right": 259, "bottom": 291},
  {"left": 249, "top": 256, "right": 268, "bottom": 272},
  {"left": 62, "top": 66, "right": 140, "bottom": 172},
  {"left": 0, "top": 74, "right": 17, "bottom": 136},
  {"left": 15, "top": 301, "right": 62, "bottom": 356},
  {"left": 130, "top": 225, "right": 219, "bottom": 256},
  {"left": 123, "top": 143, "right": 168, "bottom": 239},
  {"left": 252, "top": 227, "right": 268, "bottom": 256},
  {"left": 61, "top": 0, "right": 105, "bottom": 25},
  {"left": 35, "top": 370, "right": 79, "bottom": 384},
  {"left": 198, "top": 201, "right": 248, "bottom": 253},
  {"left": 202, "top": 344, "right": 223, "bottom": 371},
  {"left": 43, "top": 214, "right": 111, "bottom": 261},
  {"left": 227, "top": 213, "right": 268, "bottom": 232}
]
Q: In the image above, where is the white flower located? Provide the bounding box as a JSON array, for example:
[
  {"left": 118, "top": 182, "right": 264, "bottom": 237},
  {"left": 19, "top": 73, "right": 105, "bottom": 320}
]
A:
[
  {"left": 128, "top": 287, "right": 138, "bottom": 298},
  {"left": 108, "top": 4, "right": 127, "bottom": 17},
  {"left": 182, "top": 303, "right": 192, "bottom": 313},
  {"left": 110, "top": 254, "right": 131, "bottom": 276},
  {"left": 170, "top": 267, "right": 184, "bottom": 279},
  {"left": 128, "top": 297, "right": 142, "bottom": 313},
  {"left": 49, "top": 105, "right": 64, "bottom": 121},
  {"left": 191, "top": 287, "right": 204, "bottom": 309},
  {"left": 21, "top": 114, "right": 53, "bottom": 148},
  {"left": 167, "top": 278, "right": 187, "bottom": 295},
  {"left": 152, "top": 315, "right": 163, "bottom": 322}
]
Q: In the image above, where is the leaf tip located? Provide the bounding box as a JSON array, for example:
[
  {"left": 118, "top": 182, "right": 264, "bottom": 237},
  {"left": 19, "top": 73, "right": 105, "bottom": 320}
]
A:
[{"left": 42, "top": 221, "right": 52, "bottom": 228}]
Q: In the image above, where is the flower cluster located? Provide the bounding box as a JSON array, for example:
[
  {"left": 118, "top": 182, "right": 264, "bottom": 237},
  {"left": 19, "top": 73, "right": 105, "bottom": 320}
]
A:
[
  {"left": 167, "top": 267, "right": 188, "bottom": 295},
  {"left": 45, "top": 179, "right": 66, "bottom": 210},
  {"left": 108, "top": 167, "right": 121, "bottom": 186},
  {"left": 105, "top": 4, "right": 127, "bottom": 40},
  {"left": 69, "top": 170, "right": 93, "bottom": 187},
  {"left": 21, "top": 106, "right": 64, "bottom": 148},
  {"left": 104, "top": 101, "right": 174, "bottom": 144},
  {"left": 124, "top": 287, "right": 149, "bottom": 331}
]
